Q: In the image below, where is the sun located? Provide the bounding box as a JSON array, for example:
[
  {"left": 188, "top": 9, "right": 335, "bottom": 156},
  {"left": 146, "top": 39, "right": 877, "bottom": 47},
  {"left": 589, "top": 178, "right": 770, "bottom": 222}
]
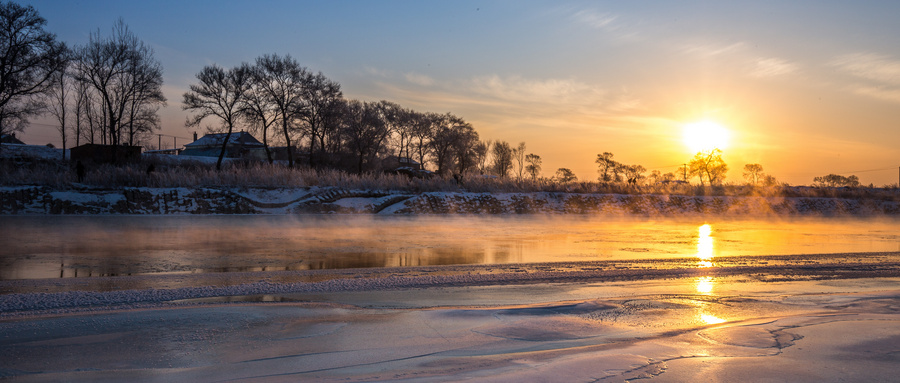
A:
[{"left": 683, "top": 120, "right": 730, "bottom": 153}]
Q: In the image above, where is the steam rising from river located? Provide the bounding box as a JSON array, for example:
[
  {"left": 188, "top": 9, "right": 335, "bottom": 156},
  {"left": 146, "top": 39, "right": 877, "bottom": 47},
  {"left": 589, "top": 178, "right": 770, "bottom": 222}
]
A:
[{"left": 2, "top": 215, "right": 900, "bottom": 280}]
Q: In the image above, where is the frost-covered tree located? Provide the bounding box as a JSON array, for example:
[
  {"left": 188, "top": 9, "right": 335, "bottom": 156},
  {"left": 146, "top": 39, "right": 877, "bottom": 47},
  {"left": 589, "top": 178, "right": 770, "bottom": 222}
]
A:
[
  {"left": 555, "top": 168, "right": 577, "bottom": 183},
  {"left": 689, "top": 149, "right": 728, "bottom": 185},
  {"left": 525, "top": 153, "right": 541, "bottom": 180},
  {"left": 743, "top": 163, "right": 764, "bottom": 185},
  {"left": 491, "top": 140, "right": 513, "bottom": 177}
]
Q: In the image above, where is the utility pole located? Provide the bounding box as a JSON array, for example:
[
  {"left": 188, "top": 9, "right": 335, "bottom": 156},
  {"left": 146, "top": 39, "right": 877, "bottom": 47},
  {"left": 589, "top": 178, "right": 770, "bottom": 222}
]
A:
[
  {"left": 683, "top": 163, "right": 688, "bottom": 182},
  {"left": 157, "top": 134, "right": 162, "bottom": 150}
]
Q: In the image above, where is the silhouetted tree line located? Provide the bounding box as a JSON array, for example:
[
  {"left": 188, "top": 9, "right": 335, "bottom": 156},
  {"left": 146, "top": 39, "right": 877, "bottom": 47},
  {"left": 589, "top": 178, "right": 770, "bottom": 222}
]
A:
[
  {"left": 182, "top": 54, "right": 492, "bottom": 174},
  {"left": 1, "top": 1, "right": 164, "bottom": 159},
  {"left": 813, "top": 174, "right": 860, "bottom": 188}
]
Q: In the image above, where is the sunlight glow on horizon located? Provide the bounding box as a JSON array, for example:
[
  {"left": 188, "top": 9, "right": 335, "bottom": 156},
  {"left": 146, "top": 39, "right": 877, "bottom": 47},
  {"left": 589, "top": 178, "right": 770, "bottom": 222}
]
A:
[{"left": 683, "top": 121, "right": 730, "bottom": 154}]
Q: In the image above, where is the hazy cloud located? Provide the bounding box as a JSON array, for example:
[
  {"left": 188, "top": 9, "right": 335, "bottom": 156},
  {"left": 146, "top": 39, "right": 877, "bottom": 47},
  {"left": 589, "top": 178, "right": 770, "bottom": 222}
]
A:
[
  {"left": 571, "top": 9, "right": 619, "bottom": 31},
  {"left": 830, "top": 53, "right": 900, "bottom": 85},
  {"left": 363, "top": 66, "right": 390, "bottom": 78},
  {"left": 404, "top": 72, "right": 435, "bottom": 86},
  {"left": 850, "top": 86, "right": 900, "bottom": 104},
  {"left": 468, "top": 75, "right": 608, "bottom": 106},
  {"left": 750, "top": 58, "right": 798, "bottom": 78},
  {"left": 681, "top": 42, "right": 745, "bottom": 57}
]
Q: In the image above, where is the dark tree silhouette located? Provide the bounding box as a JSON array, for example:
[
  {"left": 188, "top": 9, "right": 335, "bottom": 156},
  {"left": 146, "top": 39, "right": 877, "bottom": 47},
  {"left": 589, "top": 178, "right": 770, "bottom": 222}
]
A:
[
  {"left": 46, "top": 62, "right": 71, "bottom": 160},
  {"left": 492, "top": 140, "right": 513, "bottom": 177},
  {"left": 555, "top": 168, "right": 577, "bottom": 183},
  {"left": 341, "top": 99, "right": 389, "bottom": 173},
  {"left": 73, "top": 19, "right": 164, "bottom": 147},
  {"left": 0, "top": 1, "right": 67, "bottom": 140},
  {"left": 182, "top": 63, "right": 253, "bottom": 170},
  {"left": 299, "top": 72, "right": 343, "bottom": 167},
  {"left": 595, "top": 152, "right": 617, "bottom": 182},
  {"left": 449, "top": 119, "right": 479, "bottom": 175},
  {"left": 252, "top": 54, "right": 308, "bottom": 167},
  {"left": 525, "top": 153, "right": 542, "bottom": 180}
]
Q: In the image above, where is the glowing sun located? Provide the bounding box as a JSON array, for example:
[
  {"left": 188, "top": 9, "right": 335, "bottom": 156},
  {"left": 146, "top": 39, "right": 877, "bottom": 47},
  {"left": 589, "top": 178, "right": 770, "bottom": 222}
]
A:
[{"left": 683, "top": 120, "right": 730, "bottom": 153}]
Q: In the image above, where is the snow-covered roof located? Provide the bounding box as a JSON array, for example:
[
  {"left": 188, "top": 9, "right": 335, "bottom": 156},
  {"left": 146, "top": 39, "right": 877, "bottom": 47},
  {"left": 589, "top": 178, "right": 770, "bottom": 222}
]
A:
[{"left": 183, "top": 132, "right": 264, "bottom": 148}]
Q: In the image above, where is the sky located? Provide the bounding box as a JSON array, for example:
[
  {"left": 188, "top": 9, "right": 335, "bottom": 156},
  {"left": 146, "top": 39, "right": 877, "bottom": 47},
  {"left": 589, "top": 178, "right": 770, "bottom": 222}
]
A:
[{"left": 16, "top": 0, "right": 900, "bottom": 186}]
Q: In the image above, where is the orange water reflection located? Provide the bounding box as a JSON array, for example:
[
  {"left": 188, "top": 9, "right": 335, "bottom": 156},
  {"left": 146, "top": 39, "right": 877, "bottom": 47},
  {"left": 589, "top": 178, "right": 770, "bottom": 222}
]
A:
[{"left": 697, "top": 223, "right": 714, "bottom": 268}]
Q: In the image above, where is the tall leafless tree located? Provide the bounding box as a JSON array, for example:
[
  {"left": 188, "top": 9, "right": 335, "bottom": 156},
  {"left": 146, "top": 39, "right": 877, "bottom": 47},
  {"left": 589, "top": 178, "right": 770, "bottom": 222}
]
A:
[
  {"left": 242, "top": 76, "right": 279, "bottom": 163},
  {"left": 253, "top": 54, "right": 309, "bottom": 167},
  {"left": 182, "top": 63, "right": 253, "bottom": 170},
  {"left": 341, "top": 99, "right": 389, "bottom": 173},
  {"left": 46, "top": 64, "right": 71, "bottom": 159},
  {"left": 299, "top": 72, "right": 343, "bottom": 167},
  {"left": 73, "top": 19, "right": 164, "bottom": 148},
  {"left": 492, "top": 141, "right": 513, "bottom": 177},
  {"left": 512, "top": 141, "right": 526, "bottom": 181},
  {"left": 0, "top": 1, "right": 66, "bottom": 143}
]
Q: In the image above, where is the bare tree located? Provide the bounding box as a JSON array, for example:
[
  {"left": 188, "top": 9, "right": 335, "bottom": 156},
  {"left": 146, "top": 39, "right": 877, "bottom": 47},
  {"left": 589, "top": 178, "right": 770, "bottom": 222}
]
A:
[
  {"left": 449, "top": 118, "right": 479, "bottom": 175},
  {"left": 623, "top": 164, "right": 646, "bottom": 184},
  {"left": 410, "top": 111, "right": 435, "bottom": 169},
  {"left": 512, "top": 141, "right": 526, "bottom": 181},
  {"left": 182, "top": 63, "right": 253, "bottom": 170},
  {"left": 428, "top": 113, "right": 457, "bottom": 175},
  {"left": 492, "top": 140, "right": 513, "bottom": 177},
  {"left": 253, "top": 54, "right": 309, "bottom": 167},
  {"left": 555, "top": 168, "right": 577, "bottom": 183},
  {"left": 73, "top": 19, "right": 164, "bottom": 148},
  {"left": 474, "top": 140, "right": 491, "bottom": 175},
  {"left": 341, "top": 99, "right": 389, "bottom": 173},
  {"left": 525, "top": 153, "right": 542, "bottom": 180},
  {"left": 46, "top": 63, "right": 71, "bottom": 159},
  {"left": 743, "top": 163, "right": 764, "bottom": 186},
  {"left": 689, "top": 149, "right": 728, "bottom": 185},
  {"left": 0, "top": 1, "right": 67, "bottom": 141},
  {"left": 595, "top": 152, "right": 617, "bottom": 182},
  {"left": 242, "top": 73, "right": 279, "bottom": 163},
  {"left": 300, "top": 72, "right": 343, "bottom": 167}
]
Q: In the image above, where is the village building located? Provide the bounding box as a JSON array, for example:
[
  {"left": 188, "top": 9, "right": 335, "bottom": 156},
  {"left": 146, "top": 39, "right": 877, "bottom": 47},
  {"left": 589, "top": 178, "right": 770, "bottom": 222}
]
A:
[
  {"left": 69, "top": 144, "right": 142, "bottom": 164},
  {"left": 1, "top": 133, "right": 25, "bottom": 145},
  {"left": 180, "top": 132, "right": 267, "bottom": 160},
  {"left": 381, "top": 155, "right": 422, "bottom": 171}
]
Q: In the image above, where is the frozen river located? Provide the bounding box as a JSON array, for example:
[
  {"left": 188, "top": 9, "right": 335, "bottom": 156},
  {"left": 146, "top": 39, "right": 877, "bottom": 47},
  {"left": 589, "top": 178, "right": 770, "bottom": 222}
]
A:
[{"left": 3, "top": 215, "right": 900, "bottom": 280}]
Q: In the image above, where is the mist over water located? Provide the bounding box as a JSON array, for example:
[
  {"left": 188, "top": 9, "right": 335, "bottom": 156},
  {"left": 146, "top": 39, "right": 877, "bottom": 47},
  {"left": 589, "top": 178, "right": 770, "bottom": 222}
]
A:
[{"left": 2, "top": 215, "right": 899, "bottom": 280}]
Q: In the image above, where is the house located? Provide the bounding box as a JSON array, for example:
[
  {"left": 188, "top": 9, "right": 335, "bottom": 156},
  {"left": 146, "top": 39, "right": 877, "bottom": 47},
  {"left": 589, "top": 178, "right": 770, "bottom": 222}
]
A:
[
  {"left": 1, "top": 133, "right": 25, "bottom": 145},
  {"left": 70, "top": 144, "right": 142, "bottom": 164},
  {"left": 180, "top": 131, "right": 267, "bottom": 160},
  {"left": 381, "top": 155, "right": 422, "bottom": 171}
]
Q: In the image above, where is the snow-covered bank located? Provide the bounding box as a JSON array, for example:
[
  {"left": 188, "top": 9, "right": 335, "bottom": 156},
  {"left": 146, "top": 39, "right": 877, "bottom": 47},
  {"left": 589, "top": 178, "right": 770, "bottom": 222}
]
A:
[{"left": 3, "top": 185, "right": 900, "bottom": 215}]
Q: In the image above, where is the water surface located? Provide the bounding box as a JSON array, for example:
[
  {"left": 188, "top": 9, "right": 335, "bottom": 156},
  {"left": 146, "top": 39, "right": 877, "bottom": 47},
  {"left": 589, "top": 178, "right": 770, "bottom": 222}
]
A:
[{"left": 2, "top": 215, "right": 899, "bottom": 280}]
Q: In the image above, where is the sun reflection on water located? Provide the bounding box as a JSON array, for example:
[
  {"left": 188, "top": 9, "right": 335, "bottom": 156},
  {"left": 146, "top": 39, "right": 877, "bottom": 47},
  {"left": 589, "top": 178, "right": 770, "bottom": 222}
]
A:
[
  {"left": 697, "top": 223, "right": 714, "bottom": 267},
  {"left": 695, "top": 276, "right": 714, "bottom": 294}
]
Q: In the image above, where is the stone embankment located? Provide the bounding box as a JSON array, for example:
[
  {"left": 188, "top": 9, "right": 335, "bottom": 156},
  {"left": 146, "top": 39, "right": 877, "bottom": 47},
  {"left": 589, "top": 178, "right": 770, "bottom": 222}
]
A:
[{"left": 1, "top": 185, "right": 899, "bottom": 215}]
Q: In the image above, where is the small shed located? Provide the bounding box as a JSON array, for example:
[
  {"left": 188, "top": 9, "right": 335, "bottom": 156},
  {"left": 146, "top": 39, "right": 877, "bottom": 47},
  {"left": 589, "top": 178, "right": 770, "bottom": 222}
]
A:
[{"left": 70, "top": 144, "right": 142, "bottom": 164}]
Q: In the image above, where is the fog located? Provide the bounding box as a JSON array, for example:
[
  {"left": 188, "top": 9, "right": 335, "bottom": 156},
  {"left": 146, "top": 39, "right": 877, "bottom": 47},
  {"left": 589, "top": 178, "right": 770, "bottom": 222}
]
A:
[{"left": 3, "top": 215, "right": 899, "bottom": 280}]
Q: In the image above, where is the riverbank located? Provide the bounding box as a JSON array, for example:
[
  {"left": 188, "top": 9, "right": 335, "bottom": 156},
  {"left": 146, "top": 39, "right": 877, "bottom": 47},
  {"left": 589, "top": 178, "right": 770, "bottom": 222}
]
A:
[{"left": 3, "top": 185, "right": 900, "bottom": 215}]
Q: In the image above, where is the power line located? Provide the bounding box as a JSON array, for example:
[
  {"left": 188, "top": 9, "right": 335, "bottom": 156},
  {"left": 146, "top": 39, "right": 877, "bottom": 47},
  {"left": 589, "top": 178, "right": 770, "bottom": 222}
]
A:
[{"left": 837, "top": 166, "right": 898, "bottom": 174}]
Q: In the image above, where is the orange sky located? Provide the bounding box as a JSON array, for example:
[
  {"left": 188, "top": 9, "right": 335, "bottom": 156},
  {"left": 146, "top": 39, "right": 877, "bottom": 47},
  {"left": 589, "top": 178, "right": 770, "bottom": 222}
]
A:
[{"left": 18, "top": 1, "right": 900, "bottom": 186}]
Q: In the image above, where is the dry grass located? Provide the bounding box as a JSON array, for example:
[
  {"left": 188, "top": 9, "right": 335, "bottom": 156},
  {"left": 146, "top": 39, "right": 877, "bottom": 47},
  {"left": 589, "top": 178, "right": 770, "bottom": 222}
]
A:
[{"left": 2, "top": 157, "right": 900, "bottom": 201}]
